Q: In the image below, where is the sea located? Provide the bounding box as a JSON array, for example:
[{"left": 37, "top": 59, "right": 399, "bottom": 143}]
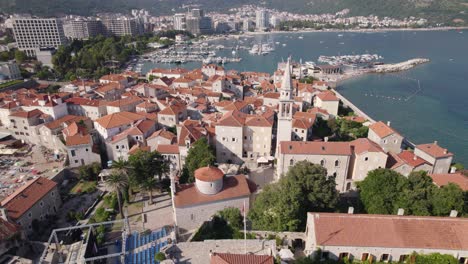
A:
[{"left": 141, "top": 30, "right": 468, "bottom": 165}]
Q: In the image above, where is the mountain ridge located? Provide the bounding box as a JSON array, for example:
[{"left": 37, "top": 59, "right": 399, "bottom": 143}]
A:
[{"left": 1, "top": 0, "right": 468, "bottom": 25}]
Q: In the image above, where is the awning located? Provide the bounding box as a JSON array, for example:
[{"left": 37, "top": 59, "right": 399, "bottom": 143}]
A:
[
  {"left": 257, "top": 157, "right": 268, "bottom": 163},
  {"left": 267, "top": 156, "right": 275, "bottom": 161},
  {"left": 279, "top": 248, "right": 294, "bottom": 260}
]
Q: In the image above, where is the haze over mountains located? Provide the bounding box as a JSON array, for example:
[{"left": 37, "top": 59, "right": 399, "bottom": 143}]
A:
[{"left": 1, "top": 0, "right": 468, "bottom": 25}]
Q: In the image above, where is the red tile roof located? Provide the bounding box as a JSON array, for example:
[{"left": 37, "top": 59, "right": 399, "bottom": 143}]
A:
[
  {"left": 156, "top": 144, "right": 179, "bottom": 154},
  {"left": 95, "top": 112, "right": 145, "bottom": 129},
  {"left": 430, "top": 173, "right": 468, "bottom": 191},
  {"left": 280, "top": 141, "right": 352, "bottom": 156},
  {"left": 350, "top": 138, "right": 385, "bottom": 155},
  {"left": 0, "top": 218, "right": 20, "bottom": 240},
  {"left": 316, "top": 91, "right": 339, "bottom": 101},
  {"left": 416, "top": 143, "right": 453, "bottom": 158},
  {"left": 174, "top": 175, "right": 252, "bottom": 208},
  {"left": 310, "top": 213, "right": 468, "bottom": 250},
  {"left": 210, "top": 253, "right": 274, "bottom": 264},
  {"left": 1, "top": 177, "right": 57, "bottom": 220},
  {"left": 66, "top": 134, "right": 92, "bottom": 146},
  {"left": 397, "top": 150, "right": 429, "bottom": 167},
  {"left": 369, "top": 121, "right": 400, "bottom": 138},
  {"left": 195, "top": 166, "right": 224, "bottom": 182},
  {"left": 9, "top": 109, "right": 43, "bottom": 119}
]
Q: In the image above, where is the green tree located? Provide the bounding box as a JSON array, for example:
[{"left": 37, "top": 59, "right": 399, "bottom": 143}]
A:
[
  {"left": 249, "top": 161, "right": 338, "bottom": 231},
  {"left": 14, "top": 50, "right": 27, "bottom": 63},
  {"left": 431, "top": 183, "right": 465, "bottom": 216},
  {"left": 105, "top": 172, "right": 128, "bottom": 219},
  {"left": 218, "top": 207, "right": 243, "bottom": 230},
  {"left": 409, "top": 252, "right": 458, "bottom": 264},
  {"left": 357, "top": 169, "right": 408, "bottom": 214},
  {"left": 127, "top": 150, "right": 168, "bottom": 184},
  {"left": 181, "top": 138, "right": 216, "bottom": 183},
  {"left": 154, "top": 252, "right": 166, "bottom": 262},
  {"left": 397, "top": 171, "right": 436, "bottom": 216},
  {"left": 141, "top": 177, "right": 158, "bottom": 204}
]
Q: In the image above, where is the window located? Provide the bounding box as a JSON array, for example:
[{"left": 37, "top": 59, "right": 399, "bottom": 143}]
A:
[
  {"left": 346, "top": 182, "right": 352, "bottom": 191},
  {"left": 28, "top": 212, "right": 32, "bottom": 218},
  {"left": 333, "top": 172, "right": 337, "bottom": 177},
  {"left": 40, "top": 202, "right": 43, "bottom": 207},
  {"left": 121, "top": 145, "right": 125, "bottom": 149},
  {"left": 71, "top": 150, "right": 76, "bottom": 157},
  {"left": 458, "top": 257, "right": 467, "bottom": 264},
  {"left": 399, "top": 255, "right": 409, "bottom": 262},
  {"left": 380, "top": 254, "right": 390, "bottom": 262},
  {"left": 394, "top": 139, "right": 398, "bottom": 143},
  {"left": 335, "top": 160, "right": 339, "bottom": 167},
  {"left": 85, "top": 148, "right": 89, "bottom": 152},
  {"left": 364, "top": 157, "right": 369, "bottom": 161},
  {"left": 338, "top": 253, "right": 350, "bottom": 260},
  {"left": 116, "top": 145, "right": 119, "bottom": 150},
  {"left": 361, "top": 253, "right": 370, "bottom": 261},
  {"left": 290, "top": 159, "right": 294, "bottom": 166},
  {"left": 232, "top": 137, "right": 236, "bottom": 142},
  {"left": 383, "top": 139, "right": 387, "bottom": 144},
  {"left": 75, "top": 160, "right": 79, "bottom": 163},
  {"left": 320, "top": 160, "right": 325, "bottom": 166}
]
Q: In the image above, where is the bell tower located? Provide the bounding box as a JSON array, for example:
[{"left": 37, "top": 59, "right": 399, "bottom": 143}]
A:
[{"left": 276, "top": 58, "right": 294, "bottom": 157}]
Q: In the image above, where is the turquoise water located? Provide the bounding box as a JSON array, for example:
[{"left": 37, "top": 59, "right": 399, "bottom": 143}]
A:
[{"left": 143, "top": 30, "right": 468, "bottom": 164}]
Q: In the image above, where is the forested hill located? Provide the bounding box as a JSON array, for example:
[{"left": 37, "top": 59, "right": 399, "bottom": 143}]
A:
[{"left": 1, "top": 0, "right": 468, "bottom": 25}]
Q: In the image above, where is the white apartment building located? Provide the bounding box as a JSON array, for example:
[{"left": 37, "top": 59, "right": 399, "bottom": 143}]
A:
[
  {"left": 12, "top": 17, "right": 67, "bottom": 57},
  {"left": 173, "top": 14, "right": 187, "bottom": 31},
  {"left": 255, "top": 10, "right": 269, "bottom": 31},
  {"left": 0, "top": 60, "right": 21, "bottom": 81}
]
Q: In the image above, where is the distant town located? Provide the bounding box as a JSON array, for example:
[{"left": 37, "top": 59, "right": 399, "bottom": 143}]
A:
[{"left": 0, "top": 5, "right": 467, "bottom": 264}]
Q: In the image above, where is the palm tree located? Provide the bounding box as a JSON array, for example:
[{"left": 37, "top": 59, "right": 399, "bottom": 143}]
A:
[
  {"left": 141, "top": 177, "right": 158, "bottom": 204},
  {"left": 111, "top": 158, "right": 131, "bottom": 176},
  {"left": 106, "top": 172, "right": 128, "bottom": 219}
]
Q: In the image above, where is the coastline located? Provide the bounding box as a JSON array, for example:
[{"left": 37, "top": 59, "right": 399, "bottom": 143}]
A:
[{"left": 243, "top": 26, "right": 468, "bottom": 36}]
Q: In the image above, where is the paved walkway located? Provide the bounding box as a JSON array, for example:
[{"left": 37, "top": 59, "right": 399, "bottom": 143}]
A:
[{"left": 142, "top": 193, "right": 174, "bottom": 231}]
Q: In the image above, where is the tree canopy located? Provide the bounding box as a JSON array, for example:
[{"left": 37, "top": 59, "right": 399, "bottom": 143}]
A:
[
  {"left": 248, "top": 161, "right": 338, "bottom": 232},
  {"left": 180, "top": 138, "right": 216, "bottom": 183},
  {"left": 358, "top": 169, "right": 466, "bottom": 216}
]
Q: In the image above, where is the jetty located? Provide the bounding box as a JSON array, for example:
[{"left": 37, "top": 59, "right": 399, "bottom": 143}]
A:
[{"left": 372, "top": 58, "right": 430, "bottom": 73}]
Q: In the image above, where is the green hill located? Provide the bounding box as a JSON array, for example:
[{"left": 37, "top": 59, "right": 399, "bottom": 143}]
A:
[{"left": 1, "top": 0, "right": 468, "bottom": 25}]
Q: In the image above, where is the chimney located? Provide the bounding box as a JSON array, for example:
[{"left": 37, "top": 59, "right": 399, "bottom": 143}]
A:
[
  {"left": 347, "top": 207, "right": 354, "bottom": 214},
  {"left": 397, "top": 208, "right": 404, "bottom": 216},
  {"left": 450, "top": 166, "right": 457, "bottom": 173},
  {"left": 387, "top": 121, "right": 391, "bottom": 127},
  {"left": 434, "top": 140, "right": 438, "bottom": 145},
  {"left": 324, "top": 137, "right": 329, "bottom": 142},
  {"left": 449, "top": 210, "right": 458, "bottom": 218},
  {"left": 444, "top": 149, "right": 448, "bottom": 154}
]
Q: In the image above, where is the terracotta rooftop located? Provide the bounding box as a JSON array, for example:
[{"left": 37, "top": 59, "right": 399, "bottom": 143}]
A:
[
  {"left": 0, "top": 218, "right": 19, "bottom": 240},
  {"left": 148, "top": 129, "right": 176, "bottom": 142},
  {"left": 350, "top": 138, "right": 386, "bottom": 155},
  {"left": 210, "top": 253, "right": 274, "bottom": 264},
  {"left": 397, "top": 150, "right": 429, "bottom": 167},
  {"left": 309, "top": 213, "right": 468, "bottom": 250},
  {"left": 100, "top": 74, "right": 127, "bottom": 82},
  {"left": 316, "top": 91, "right": 339, "bottom": 101},
  {"left": 95, "top": 112, "right": 145, "bottom": 129},
  {"left": 369, "top": 121, "right": 400, "bottom": 138},
  {"left": 343, "top": 116, "right": 367, "bottom": 123},
  {"left": 44, "top": 115, "right": 86, "bottom": 130},
  {"left": 1, "top": 177, "right": 57, "bottom": 220},
  {"left": 430, "top": 173, "right": 468, "bottom": 191},
  {"left": 280, "top": 141, "right": 352, "bottom": 156},
  {"left": 9, "top": 109, "right": 43, "bottom": 119},
  {"left": 174, "top": 175, "right": 253, "bottom": 208},
  {"left": 66, "top": 134, "right": 92, "bottom": 146},
  {"left": 195, "top": 166, "right": 224, "bottom": 182},
  {"left": 66, "top": 97, "right": 101, "bottom": 107},
  {"left": 156, "top": 144, "right": 179, "bottom": 154},
  {"left": 416, "top": 142, "right": 453, "bottom": 158}
]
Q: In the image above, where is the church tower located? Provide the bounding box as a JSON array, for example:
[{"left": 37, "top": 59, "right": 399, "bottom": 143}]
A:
[{"left": 276, "top": 58, "right": 294, "bottom": 157}]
